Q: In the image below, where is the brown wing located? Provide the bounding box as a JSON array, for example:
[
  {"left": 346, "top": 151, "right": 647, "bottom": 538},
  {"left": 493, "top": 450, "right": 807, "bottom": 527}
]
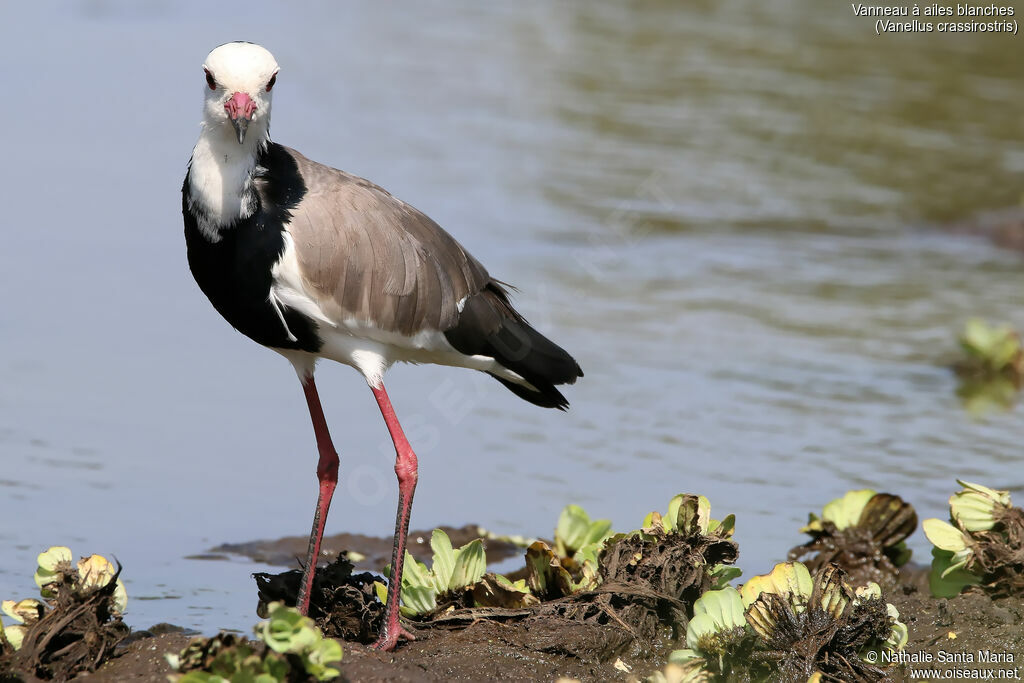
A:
[{"left": 280, "top": 146, "right": 491, "bottom": 336}]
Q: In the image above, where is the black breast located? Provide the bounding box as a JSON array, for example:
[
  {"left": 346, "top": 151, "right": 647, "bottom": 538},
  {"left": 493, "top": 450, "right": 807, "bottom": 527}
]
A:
[{"left": 182, "top": 143, "right": 322, "bottom": 353}]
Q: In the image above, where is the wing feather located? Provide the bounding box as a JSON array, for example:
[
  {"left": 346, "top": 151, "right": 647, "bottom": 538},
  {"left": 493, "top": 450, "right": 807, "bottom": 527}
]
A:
[{"left": 279, "top": 146, "right": 489, "bottom": 337}]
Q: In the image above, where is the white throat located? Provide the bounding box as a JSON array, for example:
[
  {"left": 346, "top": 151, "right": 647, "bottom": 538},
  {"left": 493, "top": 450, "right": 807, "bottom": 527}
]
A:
[{"left": 187, "top": 125, "right": 266, "bottom": 242}]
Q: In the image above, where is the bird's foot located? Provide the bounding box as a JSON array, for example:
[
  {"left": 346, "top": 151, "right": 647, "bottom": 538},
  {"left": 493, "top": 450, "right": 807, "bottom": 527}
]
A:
[{"left": 369, "top": 623, "right": 416, "bottom": 652}]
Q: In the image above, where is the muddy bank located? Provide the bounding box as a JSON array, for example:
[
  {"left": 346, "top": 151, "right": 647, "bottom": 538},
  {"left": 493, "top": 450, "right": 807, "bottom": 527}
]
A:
[
  {"left": 35, "top": 574, "right": 1024, "bottom": 683},
  {"left": 5, "top": 491, "right": 1023, "bottom": 682},
  {"left": 210, "top": 525, "right": 521, "bottom": 572}
]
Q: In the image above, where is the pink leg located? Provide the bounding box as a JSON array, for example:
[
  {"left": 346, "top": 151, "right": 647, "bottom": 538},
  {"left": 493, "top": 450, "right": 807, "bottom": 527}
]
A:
[
  {"left": 369, "top": 383, "right": 418, "bottom": 651},
  {"left": 295, "top": 373, "right": 340, "bottom": 615}
]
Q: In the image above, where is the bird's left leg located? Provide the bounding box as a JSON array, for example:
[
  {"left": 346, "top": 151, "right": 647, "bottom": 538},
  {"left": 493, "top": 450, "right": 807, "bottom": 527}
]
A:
[
  {"left": 295, "top": 372, "right": 340, "bottom": 615},
  {"left": 369, "top": 383, "right": 418, "bottom": 651}
]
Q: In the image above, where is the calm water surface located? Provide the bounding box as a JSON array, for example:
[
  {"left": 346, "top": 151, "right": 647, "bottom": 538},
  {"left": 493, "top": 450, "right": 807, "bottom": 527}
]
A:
[{"left": 1, "top": 1, "right": 1022, "bottom": 631}]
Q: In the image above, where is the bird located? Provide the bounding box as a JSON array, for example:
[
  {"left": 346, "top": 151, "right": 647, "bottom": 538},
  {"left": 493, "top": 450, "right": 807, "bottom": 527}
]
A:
[{"left": 181, "top": 42, "right": 583, "bottom": 651}]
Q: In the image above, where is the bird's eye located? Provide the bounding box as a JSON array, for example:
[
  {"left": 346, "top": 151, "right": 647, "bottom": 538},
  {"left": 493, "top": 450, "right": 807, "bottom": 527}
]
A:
[
  {"left": 205, "top": 69, "right": 216, "bottom": 90},
  {"left": 266, "top": 73, "right": 277, "bottom": 92}
]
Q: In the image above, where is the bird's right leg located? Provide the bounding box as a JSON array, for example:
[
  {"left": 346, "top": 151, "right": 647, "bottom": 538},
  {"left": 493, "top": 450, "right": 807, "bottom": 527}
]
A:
[{"left": 295, "top": 372, "right": 340, "bottom": 615}]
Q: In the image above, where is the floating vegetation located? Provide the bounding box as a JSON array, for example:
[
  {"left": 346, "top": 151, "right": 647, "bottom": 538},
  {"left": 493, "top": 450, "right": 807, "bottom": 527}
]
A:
[
  {"left": 168, "top": 602, "right": 342, "bottom": 682},
  {"left": 0, "top": 547, "right": 128, "bottom": 680},
  {"left": 923, "top": 480, "right": 1024, "bottom": 598},
  {"left": 957, "top": 319, "right": 1024, "bottom": 377},
  {"left": 955, "top": 319, "right": 1023, "bottom": 415},
  {"left": 789, "top": 489, "right": 916, "bottom": 586},
  {"left": 668, "top": 562, "right": 906, "bottom": 682}
]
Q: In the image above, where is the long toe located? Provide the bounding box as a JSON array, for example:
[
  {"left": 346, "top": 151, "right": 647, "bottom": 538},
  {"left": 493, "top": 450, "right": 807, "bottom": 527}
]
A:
[{"left": 369, "top": 623, "right": 417, "bottom": 652}]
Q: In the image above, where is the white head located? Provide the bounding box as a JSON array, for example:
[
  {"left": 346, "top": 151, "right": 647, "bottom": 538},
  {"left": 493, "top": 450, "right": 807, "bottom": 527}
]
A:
[{"left": 201, "top": 42, "right": 279, "bottom": 145}]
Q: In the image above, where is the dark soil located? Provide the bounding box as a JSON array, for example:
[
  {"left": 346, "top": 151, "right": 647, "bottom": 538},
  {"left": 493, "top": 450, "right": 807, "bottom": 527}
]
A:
[
  {"left": 884, "top": 568, "right": 1024, "bottom": 682},
  {"left": 19, "top": 575, "right": 1022, "bottom": 683}
]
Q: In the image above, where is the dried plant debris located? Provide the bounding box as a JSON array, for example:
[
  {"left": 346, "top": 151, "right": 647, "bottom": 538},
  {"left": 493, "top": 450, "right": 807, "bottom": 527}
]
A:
[
  {"left": 669, "top": 562, "right": 906, "bottom": 682},
  {"left": 789, "top": 489, "right": 916, "bottom": 586},
  {"left": 562, "top": 494, "right": 739, "bottom": 644},
  {"left": 254, "top": 553, "right": 383, "bottom": 643},
  {"left": 0, "top": 547, "right": 129, "bottom": 680},
  {"left": 167, "top": 602, "right": 342, "bottom": 682},
  {"left": 924, "top": 480, "right": 1024, "bottom": 598}
]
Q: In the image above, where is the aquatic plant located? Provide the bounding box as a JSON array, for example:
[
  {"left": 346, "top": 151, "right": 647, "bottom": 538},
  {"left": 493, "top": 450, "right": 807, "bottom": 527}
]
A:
[
  {"left": 0, "top": 546, "right": 129, "bottom": 679},
  {"left": 584, "top": 493, "right": 740, "bottom": 645},
  {"left": 168, "top": 602, "right": 342, "bottom": 682},
  {"left": 923, "top": 480, "right": 1024, "bottom": 598},
  {"left": 789, "top": 489, "right": 916, "bottom": 585},
  {"left": 958, "top": 318, "right": 1023, "bottom": 376},
  {"left": 668, "top": 562, "right": 906, "bottom": 682},
  {"left": 373, "top": 528, "right": 486, "bottom": 616},
  {"left": 523, "top": 504, "right": 614, "bottom": 599},
  {"left": 555, "top": 504, "right": 613, "bottom": 559},
  {"left": 954, "top": 320, "right": 1023, "bottom": 415},
  {"left": 638, "top": 494, "right": 741, "bottom": 589}
]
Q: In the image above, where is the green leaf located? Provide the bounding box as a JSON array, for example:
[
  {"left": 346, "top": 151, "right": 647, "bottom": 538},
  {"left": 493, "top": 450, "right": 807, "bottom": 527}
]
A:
[
  {"left": 37, "top": 546, "right": 72, "bottom": 573},
  {"left": 962, "top": 318, "right": 996, "bottom": 355},
  {"left": 740, "top": 561, "right": 813, "bottom": 611},
  {"left": 112, "top": 580, "right": 128, "bottom": 615},
  {"left": 641, "top": 511, "right": 658, "bottom": 530},
  {"left": 922, "top": 518, "right": 968, "bottom": 552},
  {"left": 556, "top": 505, "right": 592, "bottom": 556},
  {"left": 400, "top": 584, "right": 437, "bottom": 615},
  {"left": 956, "top": 480, "right": 1012, "bottom": 506},
  {"left": 258, "top": 603, "right": 319, "bottom": 654},
  {"left": 450, "top": 539, "right": 486, "bottom": 590},
  {"left": 373, "top": 581, "right": 389, "bottom": 605},
  {"left": 685, "top": 587, "right": 745, "bottom": 656},
  {"left": 581, "top": 518, "right": 613, "bottom": 547},
  {"left": 2, "top": 599, "right": 43, "bottom": 624},
  {"left": 708, "top": 513, "right": 736, "bottom": 538},
  {"left": 430, "top": 529, "right": 456, "bottom": 593},
  {"left": 885, "top": 603, "right": 908, "bottom": 652},
  {"left": 950, "top": 491, "right": 998, "bottom": 531},
  {"left": 3, "top": 625, "right": 26, "bottom": 651},
  {"left": 692, "top": 586, "right": 745, "bottom": 632},
  {"left": 665, "top": 494, "right": 685, "bottom": 532},
  {"left": 709, "top": 564, "right": 742, "bottom": 590},
  {"left": 684, "top": 613, "right": 718, "bottom": 650},
  {"left": 928, "top": 548, "right": 981, "bottom": 598},
  {"left": 821, "top": 489, "right": 876, "bottom": 530},
  {"left": 400, "top": 552, "right": 433, "bottom": 590},
  {"left": 304, "top": 637, "right": 343, "bottom": 680}
]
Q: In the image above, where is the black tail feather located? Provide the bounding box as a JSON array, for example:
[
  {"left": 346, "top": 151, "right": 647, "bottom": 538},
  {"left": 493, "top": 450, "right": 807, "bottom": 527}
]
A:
[
  {"left": 444, "top": 282, "right": 583, "bottom": 409},
  {"left": 489, "top": 374, "right": 570, "bottom": 410}
]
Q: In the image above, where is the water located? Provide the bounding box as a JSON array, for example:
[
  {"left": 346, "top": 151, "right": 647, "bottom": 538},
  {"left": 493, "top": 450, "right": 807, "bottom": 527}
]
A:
[{"left": 1, "top": 1, "right": 1022, "bottom": 632}]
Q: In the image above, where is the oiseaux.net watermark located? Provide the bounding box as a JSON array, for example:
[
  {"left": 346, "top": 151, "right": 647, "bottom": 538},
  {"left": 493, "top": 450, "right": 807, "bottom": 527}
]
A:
[{"left": 863, "top": 647, "right": 1020, "bottom": 679}]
